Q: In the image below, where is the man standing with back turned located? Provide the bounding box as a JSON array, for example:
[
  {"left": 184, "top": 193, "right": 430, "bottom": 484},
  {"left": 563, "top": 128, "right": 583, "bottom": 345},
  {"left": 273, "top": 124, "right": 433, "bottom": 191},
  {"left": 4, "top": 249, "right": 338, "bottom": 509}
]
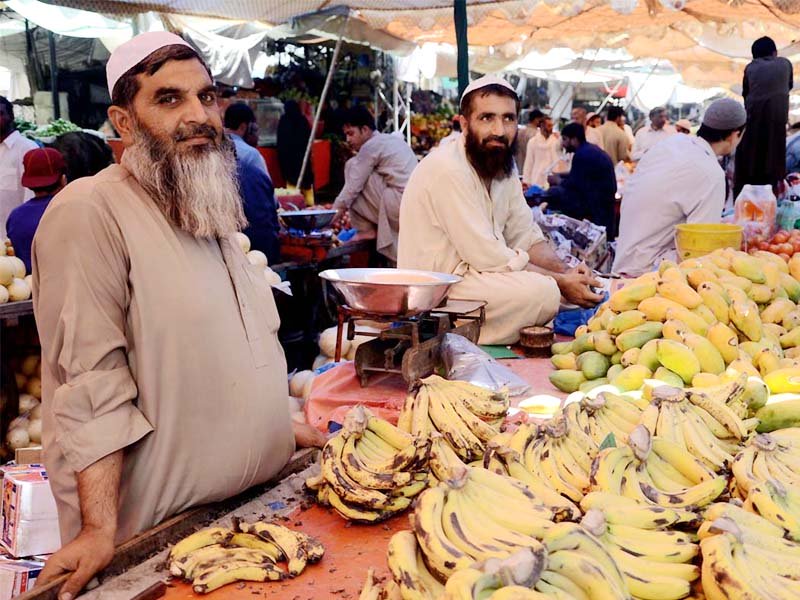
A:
[
  {"left": 399, "top": 75, "right": 603, "bottom": 345},
  {"left": 33, "top": 32, "right": 324, "bottom": 599}
]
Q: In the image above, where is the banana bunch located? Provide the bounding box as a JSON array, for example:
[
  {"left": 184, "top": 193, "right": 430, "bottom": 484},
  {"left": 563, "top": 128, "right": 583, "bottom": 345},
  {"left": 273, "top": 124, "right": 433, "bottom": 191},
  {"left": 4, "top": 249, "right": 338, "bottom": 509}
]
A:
[
  {"left": 481, "top": 442, "right": 582, "bottom": 522},
  {"left": 411, "top": 445, "right": 557, "bottom": 580},
  {"left": 637, "top": 382, "right": 749, "bottom": 471},
  {"left": 743, "top": 479, "right": 800, "bottom": 542},
  {"left": 166, "top": 519, "right": 323, "bottom": 594},
  {"left": 386, "top": 530, "right": 446, "bottom": 599},
  {"left": 568, "top": 391, "right": 645, "bottom": 445},
  {"left": 579, "top": 504, "right": 700, "bottom": 600},
  {"left": 731, "top": 429, "right": 800, "bottom": 498},
  {"left": 698, "top": 505, "right": 800, "bottom": 600},
  {"left": 308, "top": 405, "right": 430, "bottom": 522},
  {"left": 416, "top": 527, "right": 630, "bottom": 600},
  {"left": 550, "top": 247, "right": 800, "bottom": 396},
  {"left": 398, "top": 375, "right": 507, "bottom": 461},
  {"left": 590, "top": 425, "right": 727, "bottom": 508}
]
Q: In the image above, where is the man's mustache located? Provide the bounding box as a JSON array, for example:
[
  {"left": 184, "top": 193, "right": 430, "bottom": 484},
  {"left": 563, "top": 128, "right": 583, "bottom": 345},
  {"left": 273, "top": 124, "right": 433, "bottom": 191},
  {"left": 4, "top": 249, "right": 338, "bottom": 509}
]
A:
[
  {"left": 174, "top": 124, "right": 218, "bottom": 142},
  {"left": 482, "top": 135, "right": 510, "bottom": 148}
]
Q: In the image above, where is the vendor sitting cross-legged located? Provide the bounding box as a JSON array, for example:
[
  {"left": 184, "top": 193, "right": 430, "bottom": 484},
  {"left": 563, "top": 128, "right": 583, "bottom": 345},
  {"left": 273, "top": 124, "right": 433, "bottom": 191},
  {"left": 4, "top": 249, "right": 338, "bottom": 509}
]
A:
[{"left": 398, "top": 75, "right": 604, "bottom": 345}]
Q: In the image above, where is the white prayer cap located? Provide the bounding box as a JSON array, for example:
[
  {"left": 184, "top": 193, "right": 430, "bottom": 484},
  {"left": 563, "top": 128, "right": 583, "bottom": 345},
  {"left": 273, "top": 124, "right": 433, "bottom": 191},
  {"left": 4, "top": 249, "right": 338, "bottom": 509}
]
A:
[
  {"left": 106, "top": 31, "right": 194, "bottom": 98},
  {"left": 459, "top": 74, "right": 517, "bottom": 109}
]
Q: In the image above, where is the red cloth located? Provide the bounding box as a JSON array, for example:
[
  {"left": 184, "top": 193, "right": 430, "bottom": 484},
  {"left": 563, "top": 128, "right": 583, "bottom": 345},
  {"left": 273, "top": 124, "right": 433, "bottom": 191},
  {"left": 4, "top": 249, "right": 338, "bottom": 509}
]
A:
[{"left": 305, "top": 358, "right": 568, "bottom": 432}]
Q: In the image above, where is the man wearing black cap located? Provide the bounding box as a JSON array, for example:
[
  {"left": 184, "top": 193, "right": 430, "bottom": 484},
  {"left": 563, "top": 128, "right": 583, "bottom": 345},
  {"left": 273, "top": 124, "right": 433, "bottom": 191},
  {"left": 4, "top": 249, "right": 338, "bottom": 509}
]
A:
[
  {"left": 613, "top": 98, "right": 747, "bottom": 276},
  {"left": 7, "top": 148, "right": 66, "bottom": 273}
]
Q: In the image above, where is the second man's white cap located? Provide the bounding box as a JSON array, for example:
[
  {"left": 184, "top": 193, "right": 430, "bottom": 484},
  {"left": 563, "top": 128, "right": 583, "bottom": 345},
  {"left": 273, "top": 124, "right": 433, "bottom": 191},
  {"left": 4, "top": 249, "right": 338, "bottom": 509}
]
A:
[{"left": 460, "top": 74, "right": 517, "bottom": 108}]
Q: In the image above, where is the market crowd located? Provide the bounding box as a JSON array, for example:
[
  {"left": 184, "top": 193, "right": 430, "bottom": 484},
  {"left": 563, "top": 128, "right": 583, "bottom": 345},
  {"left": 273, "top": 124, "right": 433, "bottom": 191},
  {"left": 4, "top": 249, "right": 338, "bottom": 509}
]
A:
[{"left": 0, "top": 30, "right": 792, "bottom": 599}]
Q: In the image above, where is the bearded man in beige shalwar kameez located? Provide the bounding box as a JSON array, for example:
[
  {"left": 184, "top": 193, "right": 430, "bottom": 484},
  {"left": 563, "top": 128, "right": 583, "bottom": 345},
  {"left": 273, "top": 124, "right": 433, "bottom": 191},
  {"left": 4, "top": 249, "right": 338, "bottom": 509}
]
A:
[
  {"left": 399, "top": 76, "right": 603, "bottom": 345},
  {"left": 33, "top": 32, "right": 325, "bottom": 600}
]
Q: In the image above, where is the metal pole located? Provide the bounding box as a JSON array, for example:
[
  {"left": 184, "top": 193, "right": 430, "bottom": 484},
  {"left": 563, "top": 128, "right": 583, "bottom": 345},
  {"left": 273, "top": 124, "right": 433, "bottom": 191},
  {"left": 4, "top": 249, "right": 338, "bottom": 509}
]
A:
[
  {"left": 406, "top": 83, "right": 412, "bottom": 146},
  {"left": 48, "top": 30, "right": 59, "bottom": 119},
  {"left": 454, "top": 0, "right": 469, "bottom": 96},
  {"left": 296, "top": 16, "right": 347, "bottom": 194}
]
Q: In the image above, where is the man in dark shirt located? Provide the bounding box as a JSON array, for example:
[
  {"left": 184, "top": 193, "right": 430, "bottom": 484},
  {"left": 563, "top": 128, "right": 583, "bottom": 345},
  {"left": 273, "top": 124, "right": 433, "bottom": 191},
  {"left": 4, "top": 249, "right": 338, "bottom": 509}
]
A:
[
  {"left": 547, "top": 122, "right": 618, "bottom": 239},
  {"left": 224, "top": 103, "right": 280, "bottom": 264},
  {"left": 7, "top": 148, "right": 66, "bottom": 273}
]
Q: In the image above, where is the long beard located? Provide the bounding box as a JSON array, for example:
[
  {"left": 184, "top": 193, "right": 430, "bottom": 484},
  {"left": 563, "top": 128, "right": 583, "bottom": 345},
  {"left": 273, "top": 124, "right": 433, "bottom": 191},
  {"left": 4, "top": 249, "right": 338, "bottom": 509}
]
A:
[
  {"left": 464, "top": 128, "right": 516, "bottom": 181},
  {"left": 124, "top": 121, "right": 247, "bottom": 239}
]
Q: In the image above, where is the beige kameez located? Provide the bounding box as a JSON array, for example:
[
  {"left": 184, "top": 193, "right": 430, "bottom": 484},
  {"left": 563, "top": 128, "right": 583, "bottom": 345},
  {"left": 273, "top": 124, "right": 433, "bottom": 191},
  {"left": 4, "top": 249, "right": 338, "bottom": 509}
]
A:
[
  {"left": 32, "top": 160, "right": 295, "bottom": 546},
  {"left": 398, "top": 137, "right": 560, "bottom": 345},
  {"left": 333, "top": 133, "right": 417, "bottom": 262}
]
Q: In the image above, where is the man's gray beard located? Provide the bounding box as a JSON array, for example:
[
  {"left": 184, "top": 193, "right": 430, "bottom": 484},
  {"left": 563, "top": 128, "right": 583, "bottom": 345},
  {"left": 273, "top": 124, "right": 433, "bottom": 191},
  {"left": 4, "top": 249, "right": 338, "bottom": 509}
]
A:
[{"left": 124, "top": 124, "right": 247, "bottom": 239}]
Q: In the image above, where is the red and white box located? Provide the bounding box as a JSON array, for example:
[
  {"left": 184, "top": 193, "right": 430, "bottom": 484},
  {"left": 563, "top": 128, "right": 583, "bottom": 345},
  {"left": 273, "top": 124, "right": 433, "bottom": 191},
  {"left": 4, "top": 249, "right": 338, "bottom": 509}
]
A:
[{"left": 0, "top": 557, "right": 45, "bottom": 599}]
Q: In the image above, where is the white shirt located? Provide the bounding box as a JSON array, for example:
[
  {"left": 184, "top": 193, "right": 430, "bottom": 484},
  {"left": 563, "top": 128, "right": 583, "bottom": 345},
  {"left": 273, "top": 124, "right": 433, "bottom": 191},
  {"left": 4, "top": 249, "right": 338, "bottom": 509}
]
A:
[
  {"left": 398, "top": 135, "right": 544, "bottom": 276},
  {"left": 438, "top": 131, "right": 461, "bottom": 147},
  {"left": 613, "top": 134, "right": 725, "bottom": 276},
  {"left": 522, "top": 131, "right": 562, "bottom": 187},
  {"left": 586, "top": 126, "right": 603, "bottom": 148},
  {"left": 631, "top": 124, "right": 676, "bottom": 161},
  {"left": 0, "top": 131, "right": 38, "bottom": 239}
]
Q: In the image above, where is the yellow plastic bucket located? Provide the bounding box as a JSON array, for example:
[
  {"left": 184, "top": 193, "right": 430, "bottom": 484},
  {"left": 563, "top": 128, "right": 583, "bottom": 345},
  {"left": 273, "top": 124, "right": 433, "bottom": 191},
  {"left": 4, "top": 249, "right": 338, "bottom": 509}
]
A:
[{"left": 674, "top": 223, "right": 743, "bottom": 259}]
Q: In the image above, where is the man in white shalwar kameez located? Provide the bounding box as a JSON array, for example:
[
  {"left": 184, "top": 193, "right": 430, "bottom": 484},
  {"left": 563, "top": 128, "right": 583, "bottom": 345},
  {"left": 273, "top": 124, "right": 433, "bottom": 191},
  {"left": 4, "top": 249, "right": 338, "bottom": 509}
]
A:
[
  {"left": 399, "top": 76, "right": 604, "bottom": 345},
  {"left": 522, "top": 116, "right": 561, "bottom": 188}
]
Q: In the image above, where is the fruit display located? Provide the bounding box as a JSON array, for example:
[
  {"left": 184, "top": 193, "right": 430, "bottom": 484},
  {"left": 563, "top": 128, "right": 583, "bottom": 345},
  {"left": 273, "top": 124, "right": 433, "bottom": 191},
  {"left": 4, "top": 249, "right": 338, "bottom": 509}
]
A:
[
  {"left": 550, "top": 248, "right": 800, "bottom": 395},
  {"left": 0, "top": 241, "right": 31, "bottom": 303},
  {"left": 396, "top": 375, "right": 509, "bottom": 462},
  {"left": 306, "top": 405, "right": 430, "bottom": 522},
  {"left": 351, "top": 364, "right": 800, "bottom": 599},
  {"left": 167, "top": 519, "right": 323, "bottom": 594}
]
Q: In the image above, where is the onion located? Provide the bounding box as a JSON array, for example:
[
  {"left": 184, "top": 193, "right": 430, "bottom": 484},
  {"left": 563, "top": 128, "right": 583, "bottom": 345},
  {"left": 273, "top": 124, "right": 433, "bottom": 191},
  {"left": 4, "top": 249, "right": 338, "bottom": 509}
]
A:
[
  {"left": 18, "top": 393, "right": 38, "bottom": 413},
  {"left": 264, "top": 268, "right": 281, "bottom": 286},
  {"left": 0, "top": 286, "right": 8, "bottom": 305},
  {"left": 6, "top": 256, "right": 24, "bottom": 279},
  {"left": 312, "top": 354, "right": 333, "bottom": 370},
  {"left": 30, "top": 403, "right": 42, "bottom": 420},
  {"left": 14, "top": 373, "right": 26, "bottom": 389},
  {"left": 234, "top": 232, "right": 251, "bottom": 254},
  {"left": 319, "top": 327, "right": 349, "bottom": 358},
  {"left": 7, "top": 427, "right": 29, "bottom": 450},
  {"left": 7, "top": 278, "right": 31, "bottom": 302},
  {"left": 247, "top": 250, "right": 268, "bottom": 268},
  {"left": 26, "top": 377, "right": 41, "bottom": 399},
  {"left": 21, "top": 356, "right": 39, "bottom": 377},
  {"left": 24, "top": 275, "right": 32, "bottom": 289},
  {"left": 27, "top": 419, "right": 41, "bottom": 443},
  {"left": 289, "top": 370, "right": 315, "bottom": 398},
  {"left": 0, "top": 257, "right": 13, "bottom": 286},
  {"left": 288, "top": 396, "right": 303, "bottom": 414}
]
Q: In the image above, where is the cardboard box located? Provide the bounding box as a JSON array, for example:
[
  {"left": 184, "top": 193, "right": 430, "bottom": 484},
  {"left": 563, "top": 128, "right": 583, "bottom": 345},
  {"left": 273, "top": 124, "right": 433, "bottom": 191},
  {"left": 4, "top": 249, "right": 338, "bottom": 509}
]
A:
[
  {"left": 1, "top": 467, "right": 59, "bottom": 557},
  {"left": 0, "top": 558, "right": 44, "bottom": 599},
  {"left": 14, "top": 448, "right": 42, "bottom": 466}
]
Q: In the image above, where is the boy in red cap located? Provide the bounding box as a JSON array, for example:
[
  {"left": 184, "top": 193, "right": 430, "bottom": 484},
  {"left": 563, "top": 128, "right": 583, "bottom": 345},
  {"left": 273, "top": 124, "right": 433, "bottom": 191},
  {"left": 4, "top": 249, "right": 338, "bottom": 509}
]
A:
[{"left": 6, "top": 147, "right": 66, "bottom": 273}]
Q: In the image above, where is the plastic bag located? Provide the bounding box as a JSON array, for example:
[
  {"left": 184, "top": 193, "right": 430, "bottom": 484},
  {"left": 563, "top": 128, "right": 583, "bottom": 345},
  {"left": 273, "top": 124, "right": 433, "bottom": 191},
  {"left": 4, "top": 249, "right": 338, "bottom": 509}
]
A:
[
  {"left": 441, "top": 333, "right": 530, "bottom": 397},
  {"left": 734, "top": 184, "right": 777, "bottom": 246}
]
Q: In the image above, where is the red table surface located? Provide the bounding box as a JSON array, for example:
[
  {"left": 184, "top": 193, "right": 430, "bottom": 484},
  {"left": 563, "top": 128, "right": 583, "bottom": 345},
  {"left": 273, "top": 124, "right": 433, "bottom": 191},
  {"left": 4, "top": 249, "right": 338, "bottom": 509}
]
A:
[{"left": 163, "top": 504, "right": 408, "bottom": 600}]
